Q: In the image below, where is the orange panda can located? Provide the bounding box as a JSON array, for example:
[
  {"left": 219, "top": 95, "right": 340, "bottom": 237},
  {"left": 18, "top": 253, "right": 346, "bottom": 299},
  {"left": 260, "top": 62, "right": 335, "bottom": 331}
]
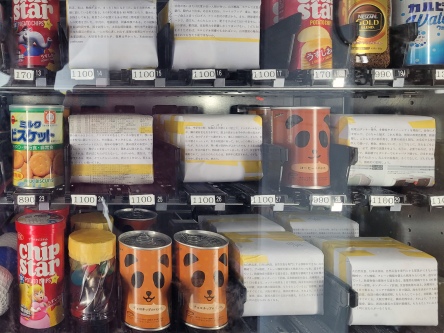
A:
[
  {"left": 174, "top": 230, "right": 228, "bottom": 330},
  {"left": 119, "top": 231, "right": 172, "bottom": 331}
]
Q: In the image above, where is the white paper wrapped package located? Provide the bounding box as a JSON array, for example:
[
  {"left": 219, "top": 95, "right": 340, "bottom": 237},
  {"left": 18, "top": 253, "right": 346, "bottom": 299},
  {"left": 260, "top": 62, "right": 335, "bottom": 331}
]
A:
[
  {"left": 312, "top": 237, "right": 438, "bottom": 326},
  {"left": 154, "top": 114, "right": 263, "bottom": 182},
  {"left": 224, "top": 232, "right": 324, "bottom": 317},
  {"left": 198, "top": 214, "right": 285, "bottom": 233},
  {"left": 164, "top": 0, "right": 260, "bottom": 70},
  {"left": 70, "top": 114, "right": 154, "bottom": 185},
  {"left": 67, "top": 0, "right": 158, "bottom": 70},
  {"left": 273, "top": 210, "right": 359, "bottom": 241},
  {"left": 330, "top": 115, "right": 435, "bottom": 187}
]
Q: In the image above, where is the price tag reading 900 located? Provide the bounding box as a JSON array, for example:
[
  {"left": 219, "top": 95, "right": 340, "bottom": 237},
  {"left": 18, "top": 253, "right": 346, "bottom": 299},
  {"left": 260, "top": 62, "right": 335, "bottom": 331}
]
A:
[
  {"left": 370, "top": 195, "right": 395, "bottom": 207},
  {"left": 16, "top": 195, "right": 35, "bottom": 206},
  {"left": 14, "top": 69, "right": 34, "bottom": 81},
  {"left": 251, "top": 195, "right": 276, "bottom": 205},
  {"left": 373, "top": 69, "right": 394, "bottom": 81},
  {"left": 129, "top": 194, "right": 155, "bottom": 206},
  {"left": 311, "top": 195, "right": 331, "bottom": 206},
  {"left": 71, "top": 69, "right": 95, "bottom": 80},
  {"left": 71, "top": 195, "right": 97, "bottom": 206},
  {"left": 430, "top": 196, "right": 444, "bottom": 207},
  {"left": 191, "top": 195, "right": 215, "bottom": 206}
]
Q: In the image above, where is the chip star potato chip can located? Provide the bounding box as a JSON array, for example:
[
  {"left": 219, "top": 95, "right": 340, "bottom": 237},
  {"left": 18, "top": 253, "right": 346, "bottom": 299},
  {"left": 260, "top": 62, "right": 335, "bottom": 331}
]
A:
[
  {"left": 119, "top": 231, "right": 172, "bottom": 331},
  {"left": 10, "top": 105, "right": 64, "bottom": 189},
  {"left": 16, "top": 212, "right": 66, "bottom": 331},
  {"left": 174, "top": 230, "right": 229, "bottom": 330}
]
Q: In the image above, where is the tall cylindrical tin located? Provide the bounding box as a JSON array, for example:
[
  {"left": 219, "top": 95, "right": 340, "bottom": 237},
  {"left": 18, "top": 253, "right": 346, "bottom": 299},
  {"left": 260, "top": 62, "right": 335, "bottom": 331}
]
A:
[
  {"left": 13, "top": 0, "right": 60, "bottom": 71},
  {"left": 16, "top": 212, "right": 66, "bottom": 331},
  {"left": 119, "top": 231, "right": 172, "bottom": 331},
  {"left": 174, "top": 230, "right": 229, "bottom": 330},
  {"left": 279, "top": 0, "right": 333, "bottom": 70},
  {"left": 247, "top": 107, "right": 273, "bottom": 144},
  {"left": 272, "top": 107, "right": 330, "bottom": 188},
  {"left": 10, "top": 105, "right": 64, "bottom": 189},
  {"left": 114, "top": 208, "right": 157, "bottom": 233}
]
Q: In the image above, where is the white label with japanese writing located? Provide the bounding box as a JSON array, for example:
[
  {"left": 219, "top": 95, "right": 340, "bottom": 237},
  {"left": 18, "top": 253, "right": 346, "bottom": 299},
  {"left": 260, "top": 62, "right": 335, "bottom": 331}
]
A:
[{"left": 68, "top": 0, "right": 158, "bottom": 70}]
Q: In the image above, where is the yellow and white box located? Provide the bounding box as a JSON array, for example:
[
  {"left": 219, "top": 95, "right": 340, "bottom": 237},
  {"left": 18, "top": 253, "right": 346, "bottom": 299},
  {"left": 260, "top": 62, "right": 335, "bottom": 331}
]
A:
[
  {"left": 273, "top": 211, "right": 359, "bottom": 241},
  {"left": 161, "top": 0, "right": 260, "bottom": 70},
  {"left": 198, "top": 214, "right": 285, "bottom": 233},
  {"left": 312, "top": 237, "right": 438, "bottom": 326},
  {"left": 154, "top": 114, "right": 263, "bottom": 182},
  {"left": 224, "top": 232, "right": 324, "bottom": 317},
  {"left": 330, "top": 115, "right": 435, "bottom": 187},
  {"left": 69, "top": 114, "right": 154, "bottom": 185}
]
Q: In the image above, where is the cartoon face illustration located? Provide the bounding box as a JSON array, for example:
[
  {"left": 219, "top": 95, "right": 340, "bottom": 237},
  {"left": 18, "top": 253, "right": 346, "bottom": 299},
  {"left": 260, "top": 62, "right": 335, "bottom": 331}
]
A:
[{"left": 33, "top": 289, "right": 45, "bottom": 302}]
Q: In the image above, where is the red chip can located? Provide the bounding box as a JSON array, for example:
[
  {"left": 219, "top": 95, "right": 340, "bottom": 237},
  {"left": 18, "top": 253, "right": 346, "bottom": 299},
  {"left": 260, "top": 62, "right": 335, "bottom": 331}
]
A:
[
  {"left": 279, "top": 0, "right": 333, "bottom": 70},
  {"left": 13, "top": 0, "right": 60, "bottom": 71},
  {"left": 16, "top": 212, "right": 66, "bottom": 330}
]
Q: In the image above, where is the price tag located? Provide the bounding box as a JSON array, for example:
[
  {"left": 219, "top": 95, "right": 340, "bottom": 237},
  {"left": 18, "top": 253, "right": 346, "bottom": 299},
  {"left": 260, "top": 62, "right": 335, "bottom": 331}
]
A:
[
  {"left": 252, "top": 69, "right": 278, "bottom": 80},
  {"left": 70, "top": 69, "right": 95, "bottom": 80},
  {"left": 430, "top": 196, "right": 444, "bottom": 207},
  {"left": 14, "top": 69, "right": 34, "bottom": 81},
  {"left": 435, "top": 69, "right": 444, "bottom": 80},
  {"left": 132, "top": 69, "right": 156, "bottom": 81},
  {"left": 129, "top": 194, "right": 155, "bottom": 205},
  {"left": 16, "top": 195, "right": 35, "bottom": 206},
  {"left": 333, "top": 69, "right": 347, "bottom": 78},
  {"left": 192, "top": 69, "right": 216, "bottom": 80},
  {"left": 191, "top": 195, "right": 215, "bottom": 206},
  {"left": 370, "top": 195, "right": 395, "bottom": 207},
  {"left": 312, "top": 69, "right": 333, "bottom": 80},
  {"left": 373, "top": 69, "right": 394, "bottom": 81},
  {"left": 310, "top": 195, "right": 331, "bottom": 206},
  {"left": 251, "top": 195, "right": 276, "bottom": 205},
  {"left": 71, "top": 194, "right": 97, "bottom": 206}
]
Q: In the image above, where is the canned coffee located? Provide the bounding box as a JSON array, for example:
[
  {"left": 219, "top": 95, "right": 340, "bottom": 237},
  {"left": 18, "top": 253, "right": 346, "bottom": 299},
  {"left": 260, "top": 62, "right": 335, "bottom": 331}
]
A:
[{"left": 114, "top": 208, "right": 157, "bottom": 233}]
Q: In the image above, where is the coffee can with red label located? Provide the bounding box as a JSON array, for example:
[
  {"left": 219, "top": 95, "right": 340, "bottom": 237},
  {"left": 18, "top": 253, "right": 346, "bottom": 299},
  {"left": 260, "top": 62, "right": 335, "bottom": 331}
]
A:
[
  {"left": 13, "top": 0, "right": 60, "bottom": 71},
  {"left": 272, "top": 107, "right": 330, "bottom": 188},
  {"left": 16, "top": 212, "right": 66, "bottom": 330}
]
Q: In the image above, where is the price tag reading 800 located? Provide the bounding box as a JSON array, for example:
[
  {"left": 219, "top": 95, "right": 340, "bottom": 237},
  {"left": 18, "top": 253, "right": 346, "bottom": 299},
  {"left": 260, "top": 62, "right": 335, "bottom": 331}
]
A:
[
  {"left": 373, "top": 69, "right": 394, "bottom": 81},
  {"left": 71, "top": 195, "right": 97, "bottom": 206},
  {"left": 16, "top": 195, "right": 35, "bottom": 206},
  {"left": 370, "top": 195, "right": 395, "bottom": 207},
  {"left": 310, "top": 195, "right": 331, "bottom": 206},
  {"left": 430, "top": 196, "right": 444, "bottom": 207},
  {"left": 70, "top": 69, "right": 95, "bottom": 80},
  {"left": 191, "top": 195, "right": 215, "bottom": 206},
  {"left": 14, "top": 69, "right": 34, "bottom": 81},
  {"left": 129, "top": 194, "right": 155, "bottom": 206}
]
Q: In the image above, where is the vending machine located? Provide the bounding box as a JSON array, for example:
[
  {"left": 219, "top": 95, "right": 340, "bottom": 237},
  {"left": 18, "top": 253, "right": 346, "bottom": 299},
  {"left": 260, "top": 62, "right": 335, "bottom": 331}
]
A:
[{"left": 0, "top": 0, "right": 442, "bottom": 332}]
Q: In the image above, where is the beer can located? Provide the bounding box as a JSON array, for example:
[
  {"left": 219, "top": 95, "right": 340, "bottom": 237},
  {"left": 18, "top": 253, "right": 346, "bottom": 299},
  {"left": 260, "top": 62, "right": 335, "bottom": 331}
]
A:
[
  {"left": 272, "top": 107, "right": 330, "bottom": 188},
  {"left": 16, "top": 212, "right": 66, "bottom": 330},
  {"left": 119, "top": 231, "right": 172, "bottom": 331},
  {"left": 10, "top": 105, "right": 64, "bottom": 189},
  {"left": 279, "top": 0, "right": 333, "bottom": 70},
  {"left": 247, "top": 107, "right": 273, "bottom": 144},
  {"left": 174, "top": 230, "right": 228, "bottom": 330},
  {"left": 114, "top": 208, "right": 157, "bottom": 233},
  {"left": 13, "top": 0, "right": 60, "bottom": 71}
]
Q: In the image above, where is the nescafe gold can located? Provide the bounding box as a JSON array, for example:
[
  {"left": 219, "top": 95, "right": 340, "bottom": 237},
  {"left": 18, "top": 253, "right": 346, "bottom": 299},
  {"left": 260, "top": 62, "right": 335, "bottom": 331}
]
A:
[
  {"left": 174, "top": 230, "right": 228, "bottom": 330},
  {"left": 119, "top": 231, "right": 172, "bottom": 331}
]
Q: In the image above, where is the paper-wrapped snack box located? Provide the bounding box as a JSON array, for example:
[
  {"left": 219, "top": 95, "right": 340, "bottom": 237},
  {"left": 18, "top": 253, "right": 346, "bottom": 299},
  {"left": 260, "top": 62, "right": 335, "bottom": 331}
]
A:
[
  {"left": 198, "top": 214, "right": 285, "bottom": 233},
  {"left": 154, "top": 114, "right": 263, "bottom": 182},
  {"left": 312, "top": 237, "right": 438, "bottom": 326},
  {"left": 273, "top": 211, "right": 359, "bottom": 240},
  {"left": 224, "top": 231, "right": 324, "bottom": 317},
  {"left": 70, "top": 114, "right": 154, "bottom": 185},
  {"left": 330, "top": 115, "right": 435, "bottom": 187}
]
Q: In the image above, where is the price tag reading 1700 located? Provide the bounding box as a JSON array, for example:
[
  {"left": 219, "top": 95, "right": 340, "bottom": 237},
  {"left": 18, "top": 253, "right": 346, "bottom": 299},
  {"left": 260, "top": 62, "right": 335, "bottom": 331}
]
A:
[
  {"left": 71, "top": 69, "right": 95, "bottom": 80},
  {"left": 311, "top": 195, "right": 331, "bottom": 206},
  {"left": 191, "top": 195, "right": 215, "bottom": 206},
  {"left": 132, "top": 69, "right": 156, "bottom": 81},
  {"left": 313, "top": 69, "right": 333, "bottom": 80},
  {"left": 16, "top": 195, "right": 35, "bottom": 206},
  {"left": 373, "top": 69, "right": 394, "bottom": 81},
  {"left": 14, "top": 69, "right": 34, "bottom": 81},
  {"left": 71, "top": 195, "right": 97, "bottom": 206},
  {"left": 370, "top": 195, "right": 395, "bottom": 207},
  {"left": 251, "top": 195, "right": 276, "bottom": 205},
  {"left": 430, "top": 196, "right": 444, "bottom": 207},
  {"left": 192, "top": 69, "right": 216, "bottom": 80},
  {"left": 129, "top": 194, "right": 155, "bottom": 205}
]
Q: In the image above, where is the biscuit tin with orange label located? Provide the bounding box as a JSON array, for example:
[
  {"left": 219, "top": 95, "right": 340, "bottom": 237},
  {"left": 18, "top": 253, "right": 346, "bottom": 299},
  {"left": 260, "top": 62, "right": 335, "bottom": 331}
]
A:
[
  {"left": 10, "top": 105, "right": 64, "bottom": 189},
  {"left": 174, "top": 230, "right": 228, "bottom": 330},
  {"left": 119, "top": 231, "right": 172, "bottom": 331}
]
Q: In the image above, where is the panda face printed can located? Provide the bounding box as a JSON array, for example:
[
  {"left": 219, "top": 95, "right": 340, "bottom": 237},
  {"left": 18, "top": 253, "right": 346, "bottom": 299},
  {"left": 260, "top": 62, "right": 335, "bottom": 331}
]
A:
[{"left": 119, "top": 231, "right": 172, "bottom": 331}]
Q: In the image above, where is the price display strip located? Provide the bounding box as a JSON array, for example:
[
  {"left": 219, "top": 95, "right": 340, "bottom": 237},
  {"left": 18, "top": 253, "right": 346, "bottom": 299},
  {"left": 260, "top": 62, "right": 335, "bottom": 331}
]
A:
[
  {"left": 14, "top": 191, "right": 51, "bottom": 209},
  {"left": 429, "top": 195, "right": 444, "bottom": 208},
  {"left": 70, "top": 68, "right": 110, "bottom": 87},
  {"left": 190, "top": 194, "right": 226, "bottom": 211},
  {"left": 433, "top": 69, "right": 444, "bottom": 86},
  {"left": 310, "top": 194, "right": 346, "bottom": 212},
  {"left": 129, "top": 194, "right": 155, "bottom": 206},
  {"left": 371, "top": 69, "right": 407, "bottom": 87},
  {"left": 190, "top": 69, "right": 227, "bottom": 87},
  {"left": 15, "top": 194, "right": 36, "bottom": 206},
  {"left": 311, "top": 69, "right": 348, "bottom": 87},
  {"left": 250, "top": 194, "right": 276, "bottom": 206},
  {"left": 71, "top": 194, "right": 97, "bottom": 206},
  {"left": 251, "top": 69, "right": 288, "bottom": 87},
  {"left": 130, "top": 68, "right": 166, "bottom": 87}
]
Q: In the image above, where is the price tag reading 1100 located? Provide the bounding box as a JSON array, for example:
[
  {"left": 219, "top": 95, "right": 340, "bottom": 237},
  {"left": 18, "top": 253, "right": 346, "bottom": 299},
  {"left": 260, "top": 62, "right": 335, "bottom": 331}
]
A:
[
  {"left": 191, "top": 195, "right": 215, "bottom": 206},
  {"left": 430, "top": 196, "right": 444, "bottom": 207},
  {"left": 129, "top": 194, "right": 155, "bottom": 205},
  {"left": 251, "top": 195, "right": 275, "bottom": 205},
  {"left": 370, "top": 195, "right": 395, "bottom": 207},
  {"left": 71, "top": 195, "right": 97, "bottom": 206}
]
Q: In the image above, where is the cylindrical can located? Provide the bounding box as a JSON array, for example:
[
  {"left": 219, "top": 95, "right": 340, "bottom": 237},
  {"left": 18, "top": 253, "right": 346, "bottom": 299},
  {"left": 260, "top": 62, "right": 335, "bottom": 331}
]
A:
[
  {"left": 70, "top": 211, "right": 113, "bottom": 232},
  {"left": 279, "top": 0, "right": 333, "bottom": 70},
  {"left": 392, "top": 0, "right": 443, "bottom": 66},
  {"left": 119, "top": 231, "right": 172, "bottom": 331},
  {"left": 261, "top": 0, "right": 280, "bottom": 29},
  {"left": 114, "top": 208, "right": 157, "bottom": 233},
  {"left": 24, "top": 205, "right": 70, "bottom": 219},
  {"left": 10, "top": 105, "right": 64, "bottom": 189},
  {"left": 13, "top": 0, "right": 60, "bottom": 71},
  {"left": 68, "top": 229, "right": 116, "bottom": 323},
  {"left": 247, "top": 107, "right": 273, "bottom": 144},
  {"left": 174, "top": 230, "right": 229, "bottom": 330},
  {"left": 16, "top": 212, "right": 66, "bottom": 330},
  {"left": 272, "top": 107, "right": 330, "bottom": 188}
]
